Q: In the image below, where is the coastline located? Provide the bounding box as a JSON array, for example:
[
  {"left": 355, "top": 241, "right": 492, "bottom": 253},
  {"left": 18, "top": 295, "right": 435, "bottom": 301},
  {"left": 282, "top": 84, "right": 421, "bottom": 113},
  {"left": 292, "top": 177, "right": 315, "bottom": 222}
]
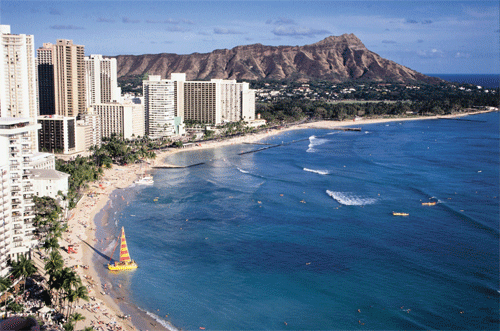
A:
[{"left": 61, "top": 109, "right": 495, "bottom": 331}]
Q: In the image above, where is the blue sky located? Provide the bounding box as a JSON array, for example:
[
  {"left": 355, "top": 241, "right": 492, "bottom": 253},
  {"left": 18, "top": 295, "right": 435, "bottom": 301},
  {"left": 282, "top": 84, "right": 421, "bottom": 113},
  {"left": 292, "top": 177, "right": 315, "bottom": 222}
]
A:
[{"left": 1, "top": 0, "right": 498, "bottom": 74}]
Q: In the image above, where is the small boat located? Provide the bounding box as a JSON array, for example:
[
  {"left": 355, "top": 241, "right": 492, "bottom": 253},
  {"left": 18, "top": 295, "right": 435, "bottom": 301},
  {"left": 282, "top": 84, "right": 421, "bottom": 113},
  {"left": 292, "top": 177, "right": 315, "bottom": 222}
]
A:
[
  {"left": 135, "top": 175, "right": 154, "bottom": 185},
  {"left": 422, "top": 202, "right": 437, "bottom": 206},
  {"left": 108, "top": 227, "right": 138, "bottom": 271},
  {"left": 393, "top": 212, "right": 409, "bottom": 216}
]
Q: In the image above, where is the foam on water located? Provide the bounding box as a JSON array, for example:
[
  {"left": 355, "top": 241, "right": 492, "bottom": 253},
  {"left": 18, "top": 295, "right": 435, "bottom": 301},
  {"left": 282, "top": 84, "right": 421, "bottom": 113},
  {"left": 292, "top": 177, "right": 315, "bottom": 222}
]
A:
[
  {"left": 237, "top": 167, "right": 249, "bottom": 174},
  {"left": 139, "top": 307, "right": 179, "bottom": 331},
  {"left": 326, "top": 190, "right": 377, "bottom": 206},
  {"left": 303, "top": 168, "right": 329, "bottom": 175},
  {"left": 307, "top": 135, "right": 329, "bottom": 153}
]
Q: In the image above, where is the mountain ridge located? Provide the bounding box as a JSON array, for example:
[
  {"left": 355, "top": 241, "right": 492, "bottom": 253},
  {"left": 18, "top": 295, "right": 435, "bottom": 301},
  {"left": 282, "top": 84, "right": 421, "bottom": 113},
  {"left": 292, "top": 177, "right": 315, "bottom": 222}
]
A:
[{"left": 112, "top": 34, "right": 441, "bottom": 84}]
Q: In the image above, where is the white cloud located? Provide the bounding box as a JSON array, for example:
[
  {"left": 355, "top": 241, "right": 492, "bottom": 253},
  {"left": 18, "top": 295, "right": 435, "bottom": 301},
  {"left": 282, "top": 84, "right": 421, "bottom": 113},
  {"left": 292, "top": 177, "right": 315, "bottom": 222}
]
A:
[
  {"left": 417, "top": 48, "right": 445, "bottom": 59},
  {"left": 272, "top": 26, "right": 330, "bottom": 38},
  {"left": 455, "top": 52, "right": 471, "bottom": 59}
]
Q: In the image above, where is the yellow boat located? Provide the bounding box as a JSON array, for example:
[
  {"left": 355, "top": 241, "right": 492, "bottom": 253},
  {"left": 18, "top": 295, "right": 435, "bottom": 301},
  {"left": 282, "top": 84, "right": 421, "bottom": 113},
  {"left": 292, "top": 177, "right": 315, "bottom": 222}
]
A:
[
  {"left": 422, "top": 202, "right": 437, "bottom": 206},
  {"left": 393, "top": 212, "right": 409, "bottom": 216},
  {"left": 108, "top": 227, "right": 138, "bottom": 271}
]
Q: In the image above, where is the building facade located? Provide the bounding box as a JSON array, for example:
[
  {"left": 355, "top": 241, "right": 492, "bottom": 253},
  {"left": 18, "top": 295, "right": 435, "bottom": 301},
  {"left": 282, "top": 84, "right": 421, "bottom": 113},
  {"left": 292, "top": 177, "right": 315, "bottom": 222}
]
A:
[
  {"left": 92, "top": 101, "right": 145, "bottom": 139},
  {"left": 183, "top": 81, "right": 221, "bottom": 124},
  {"left": 0, "top": 118, "right": 40, "bottom": 271},
  {"left": 168, "top": 74, "right": 255, "bottom": 125},
  {"left": 31, "top": 152, "right": 56, "bottom": 170},
  {"left": 0, "top": 25, "right": 38, "bottom": 150},
  {"left": 38, "top": 116, "right": 76, "bottom": 154},
  {"left": 32, "top": 169, "right": 69, "bottom": 200},
  {"left": 85, "top": 54, "right": 120, "bottom": 107},
  {"left": 78, "top": 110, "right": 102, "bottom": 149},
  {"left": 143, "top": 76, "right": 175, "bottom": 139},
  {"left": 37, "top": 43, "right": 56, "bottom": 116},
  {"left": 39, "top": 40, "right": 86, "bottom": 117}
]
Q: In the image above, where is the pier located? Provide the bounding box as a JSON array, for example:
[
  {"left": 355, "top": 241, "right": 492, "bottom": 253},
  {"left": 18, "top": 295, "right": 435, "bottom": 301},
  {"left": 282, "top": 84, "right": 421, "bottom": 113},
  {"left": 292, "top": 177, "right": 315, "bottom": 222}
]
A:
[
  {"left": 438, "top": 117, "right": 487, "bottom": 123},
  {"left": 152, "top": 162, "right": 205, "bottom": 169},
  {"left": 333, "top": 127, "right": 362, "bottom": 131}
]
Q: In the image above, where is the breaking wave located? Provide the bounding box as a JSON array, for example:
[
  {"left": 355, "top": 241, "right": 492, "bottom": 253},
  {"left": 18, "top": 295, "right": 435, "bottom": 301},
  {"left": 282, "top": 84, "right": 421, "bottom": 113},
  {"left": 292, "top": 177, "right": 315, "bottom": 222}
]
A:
[
  {"left": 326, "top": 190, "right": 377, "bottom": 206},
  {"left": 307, "top": 135, "right": 329, "bottom": 153},
  {"left": 237, "top": 167, "right": 249, "bottom": 174},
  {"left": 139, "top": 307, "right": 179, "bottom": 331},
  {"left": 304, "top": 168, "right": 329, "bottom": 175}
]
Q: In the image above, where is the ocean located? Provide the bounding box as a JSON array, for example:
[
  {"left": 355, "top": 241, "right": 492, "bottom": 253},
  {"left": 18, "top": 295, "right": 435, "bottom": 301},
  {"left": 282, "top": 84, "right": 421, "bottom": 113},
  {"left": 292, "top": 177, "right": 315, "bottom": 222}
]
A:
[
  {"left": 94, "top": 112, "right": 499, "bottom": 330},
  {"left": 426, "top": 74, "right": 499, "bottom": 89}
]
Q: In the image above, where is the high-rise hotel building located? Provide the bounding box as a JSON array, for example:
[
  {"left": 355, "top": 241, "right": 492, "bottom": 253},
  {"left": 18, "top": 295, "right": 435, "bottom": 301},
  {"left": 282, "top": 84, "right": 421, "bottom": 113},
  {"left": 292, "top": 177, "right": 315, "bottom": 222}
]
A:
[
  {"left": 0, "top": 118, "right": 40, "bottom": 275},
  {"left": 1, "top": 26, "right": 46, "bottom": 274},
  {"left": 37, "top": 43, "right": 56, "bottom": 116},
  {"left": 37, "top": 40, "right": 86, "bottom": 117},
  {"left": 85, "top": 54, "right": 120, "bottom": 107},
  {"left": 169, "top": 74, "right": 255, "bottom": 125},
  {"left": 143, "top": 76, "right": 175, "bottom": 139},
  {"left": 0, "top": 25, "right": 38, "bottom": 151}
]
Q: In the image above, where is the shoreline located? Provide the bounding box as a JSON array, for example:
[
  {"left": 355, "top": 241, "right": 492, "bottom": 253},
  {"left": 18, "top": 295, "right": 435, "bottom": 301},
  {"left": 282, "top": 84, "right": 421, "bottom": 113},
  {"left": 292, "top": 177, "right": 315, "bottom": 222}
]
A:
[{"left": 61, "top": 109, "right": 495, "bottom": 331}]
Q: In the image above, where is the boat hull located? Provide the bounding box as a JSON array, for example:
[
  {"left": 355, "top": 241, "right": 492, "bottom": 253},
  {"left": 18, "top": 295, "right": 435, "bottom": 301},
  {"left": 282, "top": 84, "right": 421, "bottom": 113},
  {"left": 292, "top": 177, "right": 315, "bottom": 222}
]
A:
[{"left": 107, "top": 262, "right": 138, "bottom": 271}]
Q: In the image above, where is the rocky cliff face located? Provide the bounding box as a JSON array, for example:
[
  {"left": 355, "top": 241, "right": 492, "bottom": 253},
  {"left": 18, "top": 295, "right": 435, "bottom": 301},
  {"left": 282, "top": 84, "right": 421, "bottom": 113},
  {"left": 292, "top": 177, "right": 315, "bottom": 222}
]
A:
[{"left": 113, "top": 34, "right": 440, "bottom": 83}]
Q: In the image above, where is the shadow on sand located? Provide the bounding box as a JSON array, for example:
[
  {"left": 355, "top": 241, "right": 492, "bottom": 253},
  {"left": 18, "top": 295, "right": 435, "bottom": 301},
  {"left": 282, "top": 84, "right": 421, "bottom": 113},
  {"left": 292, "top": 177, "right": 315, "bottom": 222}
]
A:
[{"left": 79, "top": 238, "right": 115, "bottom": 267}]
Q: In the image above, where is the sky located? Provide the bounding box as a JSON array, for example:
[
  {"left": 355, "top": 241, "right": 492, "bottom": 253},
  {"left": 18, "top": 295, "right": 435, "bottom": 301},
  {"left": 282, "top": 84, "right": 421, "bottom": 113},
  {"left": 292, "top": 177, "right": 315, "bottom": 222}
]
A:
[{"left": 1, "top": 0, "right": 498, "bottom": 74}]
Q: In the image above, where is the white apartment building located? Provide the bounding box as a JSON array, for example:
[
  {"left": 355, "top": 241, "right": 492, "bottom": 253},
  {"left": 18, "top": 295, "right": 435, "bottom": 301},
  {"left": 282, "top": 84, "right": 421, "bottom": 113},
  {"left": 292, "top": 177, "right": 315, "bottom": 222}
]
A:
[
  {"left": 32, "top": 169, "right": 69, "bottom": 200},
  {"left": 85, "top": 54, "right": 121, "bottom": 107},
  {"left": 78, "top": 109, "right": 102, "bottom": 149},
  {"left": 92, "top": 101, "right": 145, "bottom": 139},
  {"left": 0, "top": 25, "right": 38, "bottom": 150},
  {"left": 31, "top": 152, "right": 56, "bottom": 170},
  {"left": 143, "top": 76, "right": 176, "bottom": 139},
  {"left": 0, "top": 164, "right": 10, "bottom": 276},
  {"left": 0, "top": 118, "right": 40, "bottom": 271}
]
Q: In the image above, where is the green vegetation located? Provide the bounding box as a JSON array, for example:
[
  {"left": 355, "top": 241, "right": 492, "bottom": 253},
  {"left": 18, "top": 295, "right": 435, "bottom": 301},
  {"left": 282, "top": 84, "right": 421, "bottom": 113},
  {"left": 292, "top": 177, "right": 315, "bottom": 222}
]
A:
[{"left": 254, "top": 80, "right": 498, "bottom": 124}]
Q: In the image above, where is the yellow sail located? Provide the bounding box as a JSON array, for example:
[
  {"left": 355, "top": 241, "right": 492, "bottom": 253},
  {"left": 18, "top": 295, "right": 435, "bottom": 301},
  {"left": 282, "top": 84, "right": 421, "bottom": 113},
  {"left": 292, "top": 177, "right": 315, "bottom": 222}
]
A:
[{"left": 108, "top": 227, "right": 138, "bottom": 271}]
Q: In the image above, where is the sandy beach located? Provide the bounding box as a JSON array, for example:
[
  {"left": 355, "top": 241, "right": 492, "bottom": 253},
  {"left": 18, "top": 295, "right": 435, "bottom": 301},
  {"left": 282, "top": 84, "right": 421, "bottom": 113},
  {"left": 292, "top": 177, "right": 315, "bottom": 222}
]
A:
[{"left": 57, "top": 110, "right": 493, "bottom": 331}]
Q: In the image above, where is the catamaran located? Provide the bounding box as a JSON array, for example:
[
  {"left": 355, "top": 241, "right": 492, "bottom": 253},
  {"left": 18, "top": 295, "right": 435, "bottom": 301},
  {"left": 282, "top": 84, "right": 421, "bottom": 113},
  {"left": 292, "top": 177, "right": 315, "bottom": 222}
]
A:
[{"left": 108, "top": 227, "right": 138, "bottom": 271}]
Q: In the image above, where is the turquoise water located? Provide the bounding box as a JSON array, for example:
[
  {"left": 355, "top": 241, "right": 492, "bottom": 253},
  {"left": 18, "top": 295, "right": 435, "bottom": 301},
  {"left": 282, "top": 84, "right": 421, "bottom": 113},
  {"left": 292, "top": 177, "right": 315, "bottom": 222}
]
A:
[{"left": 95, "top": 112, "right": 499, "bottom": 330}]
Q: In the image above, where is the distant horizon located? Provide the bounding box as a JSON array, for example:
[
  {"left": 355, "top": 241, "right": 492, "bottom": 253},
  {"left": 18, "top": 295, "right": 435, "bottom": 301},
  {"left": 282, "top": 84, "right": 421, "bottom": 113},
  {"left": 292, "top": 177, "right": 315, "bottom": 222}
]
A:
[
  {"left": 425, "top": 73, "right": 500, "bottom": 75},
  {"left": 2, "top": 1, "right": 499, "bottom": 75}
]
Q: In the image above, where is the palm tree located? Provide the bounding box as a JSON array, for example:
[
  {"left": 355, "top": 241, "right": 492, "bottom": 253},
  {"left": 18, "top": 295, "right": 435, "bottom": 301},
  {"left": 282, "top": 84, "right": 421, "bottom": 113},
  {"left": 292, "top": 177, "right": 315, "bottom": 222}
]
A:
[
  {"left": 64, "top": 287, "right": 88, "bottom": 320},
  {"left": 70, "top": 312, "right": 86, "bottom": 329},
  {"left": 62, "top": 322, "right": 74, "bottom": 331},
  {"left": 60, "top": 268, "right": 88, "bottom": 318},
  {"left": 44, "top": 250, "right": 64, "bottom": 276},
  {"left": 10, "top": 254, "right": 36, "bottom": 291},
  {"left": 43, "top": 237, "right": 59, "bottom": 253},
  {"left": 0, "top": 276, "right": 12, "bottom": 319}
]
